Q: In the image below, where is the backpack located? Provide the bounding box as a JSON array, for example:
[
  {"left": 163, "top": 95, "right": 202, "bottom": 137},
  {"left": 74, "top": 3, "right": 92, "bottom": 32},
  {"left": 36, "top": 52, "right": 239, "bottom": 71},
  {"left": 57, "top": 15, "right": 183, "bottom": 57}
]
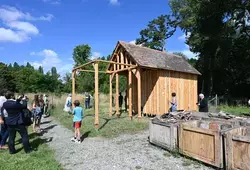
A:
[
  {"left": 21, "top": 109, "right": 33, "bottom": 126},
  {"left": 67, "top": 100, "right": 72, "bottom": 107}
]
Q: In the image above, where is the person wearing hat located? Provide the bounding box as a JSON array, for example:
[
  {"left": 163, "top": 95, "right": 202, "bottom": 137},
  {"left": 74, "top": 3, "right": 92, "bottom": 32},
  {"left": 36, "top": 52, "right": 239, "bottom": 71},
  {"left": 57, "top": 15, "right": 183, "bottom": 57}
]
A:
[{"left": 197, "top": 94, "right": 208, "bottom": 112}]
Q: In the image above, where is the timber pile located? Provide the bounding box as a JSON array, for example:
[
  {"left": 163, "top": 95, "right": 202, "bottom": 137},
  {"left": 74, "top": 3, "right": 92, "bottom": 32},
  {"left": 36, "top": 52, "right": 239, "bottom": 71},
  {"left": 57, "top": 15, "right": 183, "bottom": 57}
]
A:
[{"left": 158, "top": 111, "right": 198, "bottom": 123}]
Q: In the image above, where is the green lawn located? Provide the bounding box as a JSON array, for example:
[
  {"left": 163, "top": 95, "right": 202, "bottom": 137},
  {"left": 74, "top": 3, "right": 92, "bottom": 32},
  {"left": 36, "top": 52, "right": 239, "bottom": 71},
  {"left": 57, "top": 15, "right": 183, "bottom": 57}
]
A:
[
  {"left": 52, "top": 103, "right": 149, "bottom": 138},
  {"left": 220, "top": 105, "right": 250, "bottom": 116},
  {"left": 0, "top": 128, "right": 62, "bottom": 170}
]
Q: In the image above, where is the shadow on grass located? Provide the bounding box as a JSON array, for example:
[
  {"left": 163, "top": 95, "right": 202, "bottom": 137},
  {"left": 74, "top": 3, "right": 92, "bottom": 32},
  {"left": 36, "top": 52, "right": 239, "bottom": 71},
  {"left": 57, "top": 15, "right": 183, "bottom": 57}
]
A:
[
  {"left": 40, "top": 120, "right": 52, "bottom": 125},
  {"left": 80, "top": 131, "right": 91, "bottom": 141}
]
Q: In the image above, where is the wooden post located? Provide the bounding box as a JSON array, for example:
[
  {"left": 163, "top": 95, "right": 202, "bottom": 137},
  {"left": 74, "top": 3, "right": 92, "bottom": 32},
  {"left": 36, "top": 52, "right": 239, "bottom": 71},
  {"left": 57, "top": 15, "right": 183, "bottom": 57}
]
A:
[
  {"left": 94, "top": 62, "right": 99, "bottom": 129},
  {"left": 128, "top": 70, "right": 132, "bottom": 120},
  {"left": 72, "top": 70, "right": 76, "bottom": 107},
  {"left": 116, "top": 73, "right": 120, "bottom": 117},
  {"left": 109, "top": 74, "right": 112, "bottom": 117},
  {"left": 137, "top": 68, "right": 142, "bottom": 119},
  {"left": 120, "top": 51, "right": 124, "bottom": 69}
]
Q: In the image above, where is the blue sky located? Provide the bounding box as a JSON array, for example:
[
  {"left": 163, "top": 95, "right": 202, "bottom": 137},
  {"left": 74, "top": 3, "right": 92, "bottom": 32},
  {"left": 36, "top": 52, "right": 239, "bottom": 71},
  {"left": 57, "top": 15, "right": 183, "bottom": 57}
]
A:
[{"left": 0, "top": 0, "right": 194, "bottom": 76}]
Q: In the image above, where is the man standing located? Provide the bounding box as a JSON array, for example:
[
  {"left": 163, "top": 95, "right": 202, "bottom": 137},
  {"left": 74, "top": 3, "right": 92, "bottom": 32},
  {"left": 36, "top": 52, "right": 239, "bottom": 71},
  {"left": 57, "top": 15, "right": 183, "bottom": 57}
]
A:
[
  {"left": 85, "top": 92, "right": 90, "bottom": 109},
  {"left": 0, "top": 90, "right": 8, "bottom": 149},
  {"left": 2, "top": 91, "right": 32, "bottom": 154},
  {"left": 119, "top": 92, "right": 123, "bottom": 110},
  {"left": 197, "top": 93, "right": 209, "bottom": 112}
]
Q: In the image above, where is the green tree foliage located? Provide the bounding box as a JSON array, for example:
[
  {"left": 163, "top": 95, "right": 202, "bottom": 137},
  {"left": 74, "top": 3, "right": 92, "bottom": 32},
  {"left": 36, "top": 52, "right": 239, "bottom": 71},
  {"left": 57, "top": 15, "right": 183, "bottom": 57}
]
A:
[
  {"left": 136, "top": 15, "right": 177, "bottom": 51},
  {"left": 73, "top": 44, "right": 91, "bottom": 66},
  {"left": 38, "top": 66, "right": 44, "bottom": 74},
  {"left": 169, "top": 0, "right": 250, "bottom": 97}
]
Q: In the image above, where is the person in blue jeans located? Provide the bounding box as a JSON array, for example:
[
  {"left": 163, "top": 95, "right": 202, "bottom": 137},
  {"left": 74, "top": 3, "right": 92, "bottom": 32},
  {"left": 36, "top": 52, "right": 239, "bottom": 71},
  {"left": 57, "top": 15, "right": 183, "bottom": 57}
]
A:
[
  {"left": 0, "top": 124, "right": 8, "bottom": 149},
  {"left": 170, "top": 92, "right": 177, "bottom": 112},
  {"left": 0, "top": 91, "right": 8, "bottom": 149}
]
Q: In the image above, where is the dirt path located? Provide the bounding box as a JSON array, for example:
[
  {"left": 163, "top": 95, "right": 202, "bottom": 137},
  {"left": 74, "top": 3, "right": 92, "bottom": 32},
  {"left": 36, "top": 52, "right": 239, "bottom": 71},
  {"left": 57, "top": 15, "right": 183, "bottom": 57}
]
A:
[{"left": 39, "top": 117, "right": 213, "bottom": 170}]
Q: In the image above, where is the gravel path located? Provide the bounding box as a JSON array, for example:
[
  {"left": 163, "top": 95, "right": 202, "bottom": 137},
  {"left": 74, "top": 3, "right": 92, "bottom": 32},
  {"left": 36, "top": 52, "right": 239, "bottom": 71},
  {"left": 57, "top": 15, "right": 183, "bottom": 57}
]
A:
[{"left": 40, "top": 117, "right": 214, "bottom": 170}]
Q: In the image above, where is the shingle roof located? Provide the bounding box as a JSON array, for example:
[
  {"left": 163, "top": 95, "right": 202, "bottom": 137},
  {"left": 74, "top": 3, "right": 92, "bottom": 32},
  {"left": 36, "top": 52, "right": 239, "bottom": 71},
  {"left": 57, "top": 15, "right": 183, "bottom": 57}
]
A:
[{"left": 118, "top": 41, "right": 201, "bottom": 75}]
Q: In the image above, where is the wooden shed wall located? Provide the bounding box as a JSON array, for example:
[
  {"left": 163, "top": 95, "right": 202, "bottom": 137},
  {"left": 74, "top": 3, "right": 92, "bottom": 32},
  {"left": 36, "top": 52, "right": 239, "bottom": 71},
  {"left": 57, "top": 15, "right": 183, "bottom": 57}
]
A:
[{"left": 132, "top": 69, "right": 198, "bottom": 115}]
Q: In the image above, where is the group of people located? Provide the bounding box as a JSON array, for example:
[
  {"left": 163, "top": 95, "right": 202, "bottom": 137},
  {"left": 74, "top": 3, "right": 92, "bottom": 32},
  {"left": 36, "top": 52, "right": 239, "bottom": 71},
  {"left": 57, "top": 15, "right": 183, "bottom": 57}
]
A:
[
  {"left": 169, "top": 92, "right": 208, "bottom": 112},
  {"left": 64, "top": 92, "right": 91, "bottom": 114},
  {"left": 0, "top": 91, "right": 49, "bottom": 154}
]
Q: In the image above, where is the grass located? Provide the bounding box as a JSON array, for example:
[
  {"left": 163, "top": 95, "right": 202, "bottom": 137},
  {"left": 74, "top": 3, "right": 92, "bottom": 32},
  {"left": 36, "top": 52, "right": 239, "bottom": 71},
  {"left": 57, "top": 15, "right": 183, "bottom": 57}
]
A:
[
  {"left": 52, "top": 103, "right": 149, "bottom": 138},
  {"left": 0, "top": 128, "right": 62, "bottom": 170},
  {"left": 220, "top": 105, "right": 250, "bottom": 116}
]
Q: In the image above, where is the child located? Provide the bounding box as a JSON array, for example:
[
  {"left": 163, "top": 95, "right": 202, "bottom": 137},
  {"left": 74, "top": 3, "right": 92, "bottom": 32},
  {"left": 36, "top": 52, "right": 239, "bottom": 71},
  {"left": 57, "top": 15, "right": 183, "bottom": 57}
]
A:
[
  {"left": 71, "top": 100, "right": 83, "bottom": 143},
  {"left": 170, "top": 92, "right": 177, "bottom": 112}
]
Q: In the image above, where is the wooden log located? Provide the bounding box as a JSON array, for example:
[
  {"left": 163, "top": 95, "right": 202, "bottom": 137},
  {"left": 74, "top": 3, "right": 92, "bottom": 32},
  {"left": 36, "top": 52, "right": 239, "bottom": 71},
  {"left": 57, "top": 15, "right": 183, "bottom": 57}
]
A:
[
  {"left": 110, "top": 66, "right": 137, "bottom": 74},
  {"left": 94, "top": 62, "right": 99, "bottom": 129},
  {"left": 128, "top": 70, "right": 132, "bottom": 120},
  {"left": 116, "top": 73, "right": 120, "bottom": 117},
  {"left": 72, "top": 71, "right": 76, "bottom": 108},
  {"left": 137, "top": 68, "right": 142, "bottom": 119},
  {"left": 117, "top": 54, "right": 120, "bottom": 70},
  {"left": 120, "top": 51, "right": 124, "bottom": 69},
  {"left": 78, "top": 69, "right": 108, "bottom": 74},
  {"left": 109, "top": 74, "right": 112, "bottom": 117}
]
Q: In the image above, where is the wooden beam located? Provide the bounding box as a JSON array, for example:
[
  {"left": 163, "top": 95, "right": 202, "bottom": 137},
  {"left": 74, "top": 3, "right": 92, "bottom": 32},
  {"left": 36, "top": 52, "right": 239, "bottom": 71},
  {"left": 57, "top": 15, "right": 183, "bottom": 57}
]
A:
[
  {"left": 78, "top": 69, "right": 109, "bottom": 74},
  {"left": 128, "top": 70, "right": 132, "bottom": 120},
  {"left": 109, "top": 74, "right": 112, "bottom": 117},
  {"left": 137, "top": 68, "right": 142, "bottom": 119},
  {"left": 98, "top": 59, "right": 135, "bottom": 66},
  {"left": 120, "top": 51, "right": 124, "bottom": 69},
  {"left": 111, "top": 73, "right": 115, "bottom": 81},
  {"left": 125, "top": 53, "right": 128, "bottom": 68},
  {"left": 72, "top": 70, "right": 76, "bottom": 108},
  {"left": 116, "top": 73, "right": 120, "bottom": 117},
  {"left": 73, "top": 60, "right": 95, "bottom": 71},
  {"left": 94, "top": 62, "right": 99, "bottom": 129},
  {"left": 110, "top": 66, "right": 138, "bottom": 74},
  {"left": 117, "top": 54, "right": 120, "bottom": 70}
]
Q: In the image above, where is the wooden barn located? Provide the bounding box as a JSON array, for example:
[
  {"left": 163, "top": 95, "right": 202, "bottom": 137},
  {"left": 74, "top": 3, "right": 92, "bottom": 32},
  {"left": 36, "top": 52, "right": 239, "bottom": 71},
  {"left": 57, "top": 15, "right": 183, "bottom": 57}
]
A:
[
  {"left": 72, "top": 41, "right": 200, "bottom": 127},
  {"left": 108, "top": 41, "right": 201, "bottom": 118}
]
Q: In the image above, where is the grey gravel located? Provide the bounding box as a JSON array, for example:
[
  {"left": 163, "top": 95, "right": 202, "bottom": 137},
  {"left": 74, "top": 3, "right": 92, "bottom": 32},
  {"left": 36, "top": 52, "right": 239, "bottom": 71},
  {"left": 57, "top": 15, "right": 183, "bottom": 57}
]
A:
[{"left": 40, "top": 117, "right": 214, "bottom": 170}]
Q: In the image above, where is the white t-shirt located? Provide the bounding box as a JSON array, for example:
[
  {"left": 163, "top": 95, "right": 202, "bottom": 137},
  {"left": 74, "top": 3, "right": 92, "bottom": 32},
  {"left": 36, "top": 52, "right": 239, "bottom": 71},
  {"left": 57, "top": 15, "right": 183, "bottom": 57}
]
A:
[{"left": 0, "top": 96, "right": 7, "bottom": 110}]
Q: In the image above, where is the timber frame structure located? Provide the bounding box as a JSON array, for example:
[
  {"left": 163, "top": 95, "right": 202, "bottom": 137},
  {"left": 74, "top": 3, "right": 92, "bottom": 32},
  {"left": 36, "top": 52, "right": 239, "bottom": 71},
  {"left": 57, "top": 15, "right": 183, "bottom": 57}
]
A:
[
  {"left": 72, "top": 59, "right": 138, "bottom": 129},
  {"left": 72, "top": 41, "right": 200, "bottom": 129}
]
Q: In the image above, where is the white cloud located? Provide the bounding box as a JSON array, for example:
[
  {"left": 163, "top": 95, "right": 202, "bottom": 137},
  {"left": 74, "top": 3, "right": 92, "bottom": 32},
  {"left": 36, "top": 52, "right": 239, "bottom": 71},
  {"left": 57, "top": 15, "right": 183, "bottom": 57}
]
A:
[
  {"left": 129, "top": 40, "right": 136, "bottom": 44},
  {"left": 30, "top": 49, "right": 73, "bottom": 77},
  {"left": 42, "top": 0, "right": 61, "bottom": 5},
  {"left": 0, "top": 6, "right": 53, "bottom": 22},
  {"left": 178, "top": 32, "right": 191, "bottom": 41},
  {"left": 91, "top": 52, "right": 102, "bottom": 60},
  {"left": 0, "top": 5, "right": 53, "bottom": 43},
  {"left": 0, "top": 27, "right": 29, "bottom": 42},
  {"left": 7, "top": 21, "right": 39, "bottom": 34},
  {"left": 109, "top": 0, "right": 120, "bottom": 5}
]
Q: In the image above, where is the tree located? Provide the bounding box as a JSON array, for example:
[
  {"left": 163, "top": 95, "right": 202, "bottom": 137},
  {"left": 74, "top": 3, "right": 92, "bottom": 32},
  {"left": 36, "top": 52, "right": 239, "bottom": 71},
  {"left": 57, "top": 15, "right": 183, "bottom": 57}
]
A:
[
  {"left": 73, "top": 44, "right": 91, "bottom": 66},
  {"left": 51, "top": 67, "right": 58, "bottom": 77},
  {"left": 136, "top": 15, "right": 177, "bottom": 51},
  {"left": 38, "top": 66, "right": 44, "bottom": 74},
  {"left": 169, "top": 0, "right": 250, "bottom": 97}
]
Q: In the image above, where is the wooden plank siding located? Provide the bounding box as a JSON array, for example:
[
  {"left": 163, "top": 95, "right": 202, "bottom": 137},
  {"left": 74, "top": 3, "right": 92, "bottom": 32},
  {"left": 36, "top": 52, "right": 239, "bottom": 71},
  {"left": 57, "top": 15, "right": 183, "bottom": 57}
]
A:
[{"left": 140, "top": 69, "right": 198, "bottom": 115}]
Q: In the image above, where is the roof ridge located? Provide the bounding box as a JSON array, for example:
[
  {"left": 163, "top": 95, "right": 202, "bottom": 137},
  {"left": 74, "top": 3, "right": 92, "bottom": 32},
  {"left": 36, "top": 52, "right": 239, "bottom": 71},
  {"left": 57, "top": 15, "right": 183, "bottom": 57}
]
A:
[{"left": 118, "top": 40, "right": 182, "bottom": 58}]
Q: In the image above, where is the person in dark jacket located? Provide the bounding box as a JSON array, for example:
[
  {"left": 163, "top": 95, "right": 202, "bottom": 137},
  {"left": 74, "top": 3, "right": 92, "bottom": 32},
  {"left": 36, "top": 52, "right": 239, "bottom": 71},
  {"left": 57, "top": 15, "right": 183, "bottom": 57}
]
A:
[
  {"left": 197, "top": 93, "right": 208, "bottom": 112},
  {"left": 119, "top": 92, "right": 123, "bottom": 109},
  {"left": 1, "top": 91, "right": 32, "bottom": 154}
]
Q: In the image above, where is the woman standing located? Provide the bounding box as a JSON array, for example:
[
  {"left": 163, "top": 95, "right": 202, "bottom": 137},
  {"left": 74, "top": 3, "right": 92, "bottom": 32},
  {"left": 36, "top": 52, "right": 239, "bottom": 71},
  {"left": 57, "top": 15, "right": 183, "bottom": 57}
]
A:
[
  {"left": 170, "top": 92, "right": 177, "bottom": 112},
  {"left": 64, "top": 94, "right": 72, "bottom": 113},
  {"left": 32, "top": 95, "right": 42, "bottom": 133}
]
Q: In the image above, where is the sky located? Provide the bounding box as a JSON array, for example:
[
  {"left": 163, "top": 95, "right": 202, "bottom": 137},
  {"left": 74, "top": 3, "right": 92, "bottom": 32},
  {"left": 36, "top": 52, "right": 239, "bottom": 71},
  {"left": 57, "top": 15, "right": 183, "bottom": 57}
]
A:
[{"left": 0, "top": 0, "right": 194, "bottom": 76}]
